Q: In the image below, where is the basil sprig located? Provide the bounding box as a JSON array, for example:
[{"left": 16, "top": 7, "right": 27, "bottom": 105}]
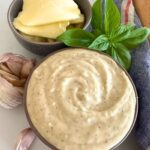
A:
[{"left": 57, "top": 0, "right": 150, "bottom": 70}]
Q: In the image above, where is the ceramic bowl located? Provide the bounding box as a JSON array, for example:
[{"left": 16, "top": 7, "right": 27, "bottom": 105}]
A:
[
  {"left": 7, "top": 0, "right": 92, "bottom": 56},
  {"left": 24, "top": 48, "right": 138, "bottom": 150}
]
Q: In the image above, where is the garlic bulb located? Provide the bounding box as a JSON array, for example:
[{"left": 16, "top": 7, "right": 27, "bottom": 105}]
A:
[
  {"left": 0, "top": 53, "right": 35, "bottom": 109},
  {"left": 16, "top": 128, "right": 36, "bottom": 150}
]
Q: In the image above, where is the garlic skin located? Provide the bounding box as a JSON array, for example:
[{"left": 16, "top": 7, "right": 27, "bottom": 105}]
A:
[
  {"left": 0, "top": 77, "right": 23, "bottom": 109},
  {"left": 0, "top": 53, "right": 35, "bottom": 109},
  {"left": 16, "top": 128, "right": 36, "bottom": 150}
]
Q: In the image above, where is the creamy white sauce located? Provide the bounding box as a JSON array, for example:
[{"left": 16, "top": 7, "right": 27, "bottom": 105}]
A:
[{"left": 27, "top": 49, "right": 136, "bottom": 150}]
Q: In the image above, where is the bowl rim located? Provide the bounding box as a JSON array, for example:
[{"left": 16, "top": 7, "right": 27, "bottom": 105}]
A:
[
  {"left": 7, "top": 0, "right": 92, "bottom": 46},
  {"left": 24, "top": 47, "right": 138, "bottom": 150}
]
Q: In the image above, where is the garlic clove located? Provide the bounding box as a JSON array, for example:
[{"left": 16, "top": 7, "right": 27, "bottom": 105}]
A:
[
  {"left": 0, "top": 69, "right": 26, "bottom": 87},
  {"left": 11, "top": 78, "right": 26, "bottom": 87},
  {"left": 16, "top": 128, "right": 36, "bottom": 150},
  {"left": 0, "top": 69, "right": 19, "bottom": 80},
  {"left": 0, "top": 64, "right": 12, "bottom": 73},
  {"left": 0, "top": 53, "right": 36, "bottom": 109},
  {"left": 0, "top": 53, "right": 22, "bottom": 76},
  {"left": 0, "top": 53, "right": 36, "bottom": 77},
  {"left": 6, "top": 77, "right": 26, "bottom": 87},
  {"left": 6, "top": 60, "right": 22, "bottom": 76},
  {"left": 21, "top": 61, "right": 35, "bottom": 78},
  {"left": 0, "top": 76, "right": 22, "bottom": 109}
]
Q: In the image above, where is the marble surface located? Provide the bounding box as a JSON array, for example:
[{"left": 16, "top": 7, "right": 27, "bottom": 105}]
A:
[{"left": 0, "top": 0, "right": 142, "bottom": 150}]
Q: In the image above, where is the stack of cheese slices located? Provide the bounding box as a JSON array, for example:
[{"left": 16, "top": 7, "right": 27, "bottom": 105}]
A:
[{"left": 13, "top": 0, "right": 84, "bottom": 39}]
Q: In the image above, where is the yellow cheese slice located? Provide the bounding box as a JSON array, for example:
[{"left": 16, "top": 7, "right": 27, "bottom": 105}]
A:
[
  {"left": 17, "top": 0, "right": 81, "bottom": 26},
  {"left": 20, "top": 32, "right": 47, "bottom": 42},
  {"left": 70, "top": 14, "right": 84, "bottom": 24},
  {"left": 13, "top": 19, "right": 69, "bottom": 39}
]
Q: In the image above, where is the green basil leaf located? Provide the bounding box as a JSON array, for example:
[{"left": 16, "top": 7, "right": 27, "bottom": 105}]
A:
[
  {"left": 91, "top": 0, "right": 103, "bottom": 32},
  {"left": 88, "top": 35, "right": 110, "bottom": 51},
  {"left": 110, "top": 24, "right": 135, "bottom": 42},
  {"left": 104, "top": 0, "right": 120, "bottom": 34},
  {"left": 107, "top": 43, "right": 131, "bottom": 70},
  {"left": 57, "top": 29, "right": 95, "bottom": 47},
  {"left": 120, "top": 27, "right": 150, "bottom": 49},
  {"left": 92, "top": 29, "right": 103, "bottom": 37},
  {"left": 110, "top": 26, "right": 150, "bottom": 49}
]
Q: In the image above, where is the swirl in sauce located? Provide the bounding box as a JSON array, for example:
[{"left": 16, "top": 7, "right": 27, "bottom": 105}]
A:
[{"left": 27, "top": 49, "right": 136, "bottom": 150}]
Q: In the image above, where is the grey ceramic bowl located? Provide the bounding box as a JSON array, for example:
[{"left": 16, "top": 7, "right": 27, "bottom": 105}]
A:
[
  {"left": 24, "top": 48, "right": 138, "bottom": 150},
  {"left": 7, "top": 0, "right": 92, "bottom": 56}
]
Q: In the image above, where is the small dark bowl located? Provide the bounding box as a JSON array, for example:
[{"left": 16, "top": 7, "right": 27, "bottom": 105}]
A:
[
  {"left": 7, "top": 0, "right": 92, "bottom": 56},
  {"left": 24, "top": 48, "right": 138, "bottom": 150}
]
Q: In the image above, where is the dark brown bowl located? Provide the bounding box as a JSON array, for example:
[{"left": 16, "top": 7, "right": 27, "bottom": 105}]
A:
[
  {"left": 7, "top": 0, "right": 92, "bottom": 56},
  {"left": 24, "top": 48, "right": 138, "bottom": 150}
]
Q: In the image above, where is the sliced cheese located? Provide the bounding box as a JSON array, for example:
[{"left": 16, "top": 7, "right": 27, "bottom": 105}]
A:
[
  {"left": 20, "top": 32, "right": 47, "bottom": 42},
  {"left": 13, "top": 19, "right": 69, "bottom": 39},
  {"left": 17, "top": 0, "right": 81, "bottom": 26},
  {"left": 70, "top": 14, "right": 85, "bottom": 24}
]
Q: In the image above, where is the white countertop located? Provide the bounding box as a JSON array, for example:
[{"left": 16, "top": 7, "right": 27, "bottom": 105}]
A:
[{"left": 0, "top": 0, "right": 142, "bottom": 150}]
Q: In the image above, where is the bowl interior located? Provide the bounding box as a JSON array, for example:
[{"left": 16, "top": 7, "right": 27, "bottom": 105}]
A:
[{"left": 8, "top": 0, "right": 92, "bottom": 43}]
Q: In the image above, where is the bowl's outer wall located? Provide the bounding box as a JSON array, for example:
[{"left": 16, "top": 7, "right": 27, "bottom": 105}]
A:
[{"left": 8, "top": 0, "right": 92, "bottom": 56}]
